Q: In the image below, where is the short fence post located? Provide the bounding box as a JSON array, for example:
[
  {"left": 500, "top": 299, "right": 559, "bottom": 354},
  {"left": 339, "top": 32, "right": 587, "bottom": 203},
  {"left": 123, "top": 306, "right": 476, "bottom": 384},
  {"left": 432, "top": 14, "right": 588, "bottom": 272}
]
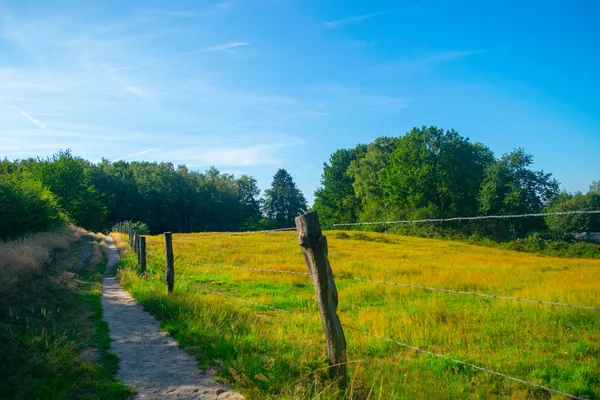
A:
[
  {"left": 140, "top": 236, "right": 147, "bottom": 277},
  {"left": 295, "top": 211, "right": 347, "bottom": 387},
  {"left": 129, "top": 228, "right": 134, "bottom": 248},
  {"left": 164, "top": 232, "right": 174, "bottom": 292}
]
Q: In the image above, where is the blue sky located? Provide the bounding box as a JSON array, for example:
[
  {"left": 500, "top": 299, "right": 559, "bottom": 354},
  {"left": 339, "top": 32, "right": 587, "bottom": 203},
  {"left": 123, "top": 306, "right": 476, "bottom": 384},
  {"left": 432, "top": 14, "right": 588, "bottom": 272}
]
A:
[{"left": 1, "top": 0, "right": 599, "bottom": 204}]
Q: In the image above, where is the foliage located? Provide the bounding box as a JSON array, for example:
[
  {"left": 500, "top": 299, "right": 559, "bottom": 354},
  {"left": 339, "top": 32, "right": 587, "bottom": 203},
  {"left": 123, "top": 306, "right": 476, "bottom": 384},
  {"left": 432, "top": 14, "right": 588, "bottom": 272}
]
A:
[
  {"left": 4, "top": 150, "right": 280, "bottom": 235},
  {"left": 384, "top": 126, "right": 494, "bottom": 220},
  {"left": 313, "top": 145, "right": 367, "bottom": 226},
  {"left": 545, "top": 186, "right": 600, "bottom": 233},
  {"left": 35, "top": 150, "right": 108, "bottom": 232},
  {"left": 263, "top": 169, "right": 308, "bottom": 228},
  {"left": 92, "top": 162, "right": 265, "bottom": 233},
  {"left": 0, "top": 171, "right": 65, "bottom": 240},
  {"left": 314, "top": 126, "right": 579, "bottom": 241},
  {"left": 115, "top": 231, "right": 600, "bottom": 399},
  {"left": 347, "top": 137, "right": 400, "bottom": 222}
]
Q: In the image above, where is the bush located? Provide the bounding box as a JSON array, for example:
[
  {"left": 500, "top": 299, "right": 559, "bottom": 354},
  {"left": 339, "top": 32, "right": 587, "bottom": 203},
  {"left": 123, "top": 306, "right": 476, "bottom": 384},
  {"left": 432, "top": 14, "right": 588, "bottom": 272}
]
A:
[{"left": 0, "top": 176, "right": 66, "bottom": 240}]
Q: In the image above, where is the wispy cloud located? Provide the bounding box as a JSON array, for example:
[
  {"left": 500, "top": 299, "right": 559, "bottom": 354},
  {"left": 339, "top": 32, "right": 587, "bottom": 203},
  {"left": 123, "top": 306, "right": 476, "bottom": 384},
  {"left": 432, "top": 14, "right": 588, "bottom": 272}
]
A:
[
  {"left": 420, "top": 50, "right": 486, "bottom": 63},
  {"left": 202, "top": 41, "right": 251, "bottom": 53},
  {"left": 12, "top": 106, "right": 52, "bottom": 133},
  {"left": 320, "top": 11, "right": 386, "bottom": 28},
  {"left": 354, "top": 95, "right": 409, "bottom": 108},
  {"left": 380, "top": 50, "right": 486, "bottom": 71},
  {"left": 106, "top": 73, "right": 150, "bottom": 100},
  {"left": 148, "top": 1, "right": 238, "bottom": 19},
  {"left": 119, "top": 148, "right": 160, "bottom": 160},
  {"left": 166, "top": 145, "right": 282, "bottom": 167},
  {"left": 104, "top": 66, "right": 133, "bottom": 75}
]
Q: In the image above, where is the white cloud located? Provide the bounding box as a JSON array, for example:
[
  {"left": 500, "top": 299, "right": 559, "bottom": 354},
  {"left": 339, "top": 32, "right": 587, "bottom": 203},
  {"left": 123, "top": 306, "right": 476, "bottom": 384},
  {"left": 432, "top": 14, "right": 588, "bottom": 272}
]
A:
[
  {"left": 12, "top": 106, "right": 52, "bottom": 133},
  {"left": 104, "top": 66, "right": 133, "bottom": 75},
  {"left": 320, "top": 11, "right": 385, "bottom": 28},
  {"left": 165, "top": 145, "right": 282, "bottom": 167},
  {"left": 196, "top": 41, "right": 251, "bottom": 53},
  {"left": 118, "top": 148, "right": 161, "bottom": 160}
]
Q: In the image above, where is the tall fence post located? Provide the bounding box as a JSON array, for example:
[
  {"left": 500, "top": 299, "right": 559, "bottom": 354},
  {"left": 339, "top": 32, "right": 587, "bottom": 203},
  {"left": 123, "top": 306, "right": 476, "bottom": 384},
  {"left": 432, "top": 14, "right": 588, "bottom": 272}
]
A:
[
  {"left": 295, "top": 211, "right": 347, "bottom": 387},
  {"left": 140, "top": 236, "right": 147, "bottom": 277},
  {"left": 164, "top": 232, "right": 174, "bottom": 292}
]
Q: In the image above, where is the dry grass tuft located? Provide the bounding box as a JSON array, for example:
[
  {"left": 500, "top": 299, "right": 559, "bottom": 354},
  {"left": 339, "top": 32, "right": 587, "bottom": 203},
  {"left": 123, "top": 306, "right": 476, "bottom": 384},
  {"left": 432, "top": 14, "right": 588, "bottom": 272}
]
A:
[{"left": 0, "top": 225, "right": 84, "bottom": 293}]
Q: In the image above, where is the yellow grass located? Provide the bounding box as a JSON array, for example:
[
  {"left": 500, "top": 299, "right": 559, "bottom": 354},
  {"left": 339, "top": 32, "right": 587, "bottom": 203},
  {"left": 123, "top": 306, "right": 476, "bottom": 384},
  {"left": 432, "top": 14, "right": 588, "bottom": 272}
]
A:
[
  {"left": 116, "top": 230, "right": 600, "bottom": 399},
  {"left": 0, "top": 225, "right": 86, "bottom": 294}
]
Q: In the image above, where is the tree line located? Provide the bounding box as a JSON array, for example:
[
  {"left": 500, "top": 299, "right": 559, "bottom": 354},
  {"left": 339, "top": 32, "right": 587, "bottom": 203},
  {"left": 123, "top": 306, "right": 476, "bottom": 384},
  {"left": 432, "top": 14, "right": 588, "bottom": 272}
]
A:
[
  {"left": 313, "top": 126, "right": 599, "bottom": 239},
  {"left": 2, "top": 126, "right": 598, "bottom": 242},
  {"left": 0, "top": 151, "right": 307, "bottom": 239}
]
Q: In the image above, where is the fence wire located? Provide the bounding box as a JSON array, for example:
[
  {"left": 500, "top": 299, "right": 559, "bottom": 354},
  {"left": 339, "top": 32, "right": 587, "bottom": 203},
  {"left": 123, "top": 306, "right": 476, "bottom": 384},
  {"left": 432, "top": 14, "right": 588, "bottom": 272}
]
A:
[
  {"left": 178, "top": 261, "right": 600, "bottom": 312},
  {"left": 199, "top": 286, "right": 588, "bottom": 400},
  {"left": 182, "top": 260, "right": 310, "bottom": 276},
  {"left": 175, "top": 227, "right": 296, "bottom": 240},
  {"left": 333, "top": 210, "right": 600, "bottom": 227},
  {"left": 341, "top": 325, "right": 588, "bottom": 400},
  {"left": 334, "top": 275, "right": 600, "bottom": 312}
]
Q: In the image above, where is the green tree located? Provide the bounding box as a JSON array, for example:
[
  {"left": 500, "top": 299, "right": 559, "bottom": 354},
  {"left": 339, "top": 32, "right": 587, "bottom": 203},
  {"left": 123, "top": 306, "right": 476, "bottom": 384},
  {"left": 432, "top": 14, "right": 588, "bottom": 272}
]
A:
[
  {"left": 347, "top": 137, "right": 400, "bottom": 221},
  {"left": 0, "top": 173, "right": 65, "bottom": 239},
  {"left": 313, "top": 145, "right": 367, "bottom": 226},
  {"left": 263, "top": 169, "right": 308, "bottom": 228},
  {"left": 35, "top": 150, "right": 107, "bottom": 232},
  {"left": 545, "top": 186, "right": 600, "bottom": 233},
  {"left": 478, "top": 148, "right": 559, "bottom": 238},
  {"left": 384, "top": 126, "right": 493, "bottom": 219}
]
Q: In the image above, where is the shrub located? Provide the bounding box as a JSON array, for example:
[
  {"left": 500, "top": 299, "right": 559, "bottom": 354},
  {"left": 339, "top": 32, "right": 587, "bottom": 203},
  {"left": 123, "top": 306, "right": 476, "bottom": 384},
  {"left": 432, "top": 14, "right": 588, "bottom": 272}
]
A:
[{"left": 0, "top": 175, "right": 66, "bottom": 240}]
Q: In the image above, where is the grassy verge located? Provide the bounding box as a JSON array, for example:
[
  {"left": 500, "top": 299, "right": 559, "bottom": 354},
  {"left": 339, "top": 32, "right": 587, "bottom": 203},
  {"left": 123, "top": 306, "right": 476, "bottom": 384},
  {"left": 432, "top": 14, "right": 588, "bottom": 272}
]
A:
[
  {"left": 0, "top": 229, "right": 134, "bottom": 399},
  {"left": 113, "top": 231, "right": 600, "bottom": 399}
]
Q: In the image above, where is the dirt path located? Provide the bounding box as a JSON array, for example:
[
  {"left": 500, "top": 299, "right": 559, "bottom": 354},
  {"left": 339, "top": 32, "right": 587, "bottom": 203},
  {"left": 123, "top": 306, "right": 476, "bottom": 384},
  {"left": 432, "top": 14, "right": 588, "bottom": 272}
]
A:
[{"left": 101, "top": 236, "right": 243, "bottom": 400}]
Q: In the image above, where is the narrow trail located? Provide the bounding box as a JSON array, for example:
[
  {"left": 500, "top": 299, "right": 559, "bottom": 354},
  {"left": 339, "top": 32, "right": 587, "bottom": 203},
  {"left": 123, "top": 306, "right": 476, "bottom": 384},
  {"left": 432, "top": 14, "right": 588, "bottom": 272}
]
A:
[{"left": 101, "top": 236, "right": 243, "bottom": 400}]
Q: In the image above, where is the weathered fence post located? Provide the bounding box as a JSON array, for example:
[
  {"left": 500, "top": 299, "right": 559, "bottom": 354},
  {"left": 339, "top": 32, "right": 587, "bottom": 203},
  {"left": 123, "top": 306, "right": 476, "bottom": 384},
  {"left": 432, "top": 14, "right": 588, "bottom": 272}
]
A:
[
  {"left": 129, "top": 228, "right": 134, "bottom": 248},
  {"left": 140, "top": 236, "right": 147, "bottom": 277},
  {"left": 164, "top": 232, "right": 174, "bottom": 292},
  {"left": 134, "top": 232, "right": 139, "bottom": 254},
  {"left": 295, "top": 211, "right": 347, "bottom": 387}
]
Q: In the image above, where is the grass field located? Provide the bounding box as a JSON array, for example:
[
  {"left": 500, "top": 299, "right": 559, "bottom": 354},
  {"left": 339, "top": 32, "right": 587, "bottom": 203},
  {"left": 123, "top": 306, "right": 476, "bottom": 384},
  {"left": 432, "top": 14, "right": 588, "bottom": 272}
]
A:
[{"left": 114, "top": 230, "right": 600, "bottom": 399}]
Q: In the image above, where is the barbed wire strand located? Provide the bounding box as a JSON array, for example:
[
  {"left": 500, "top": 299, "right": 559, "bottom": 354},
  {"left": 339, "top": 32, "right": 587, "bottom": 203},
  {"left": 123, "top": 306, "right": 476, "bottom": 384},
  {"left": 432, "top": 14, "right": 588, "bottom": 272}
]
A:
[
  {"left": 202, "top": 289, "right": 296, "bottom": 313},
  {"left": 333, "top": 210, "right": 600, "bottom": 227},
  {"left": 175, "top": 227, "right": 296, "bottom": 240},
  {"left": 342, "top": 325, "right": 588, "bottom": 400},
  {"left": 182, "top": 261, "right": 310, "bottom": 276},
  {"left": 200, "top": 287, "right": 588, "bottom": 400},
  {"left": 179, "top": 261, "right": 600, "bottom": 312},
  {"left": 334, "top": 275, "right": 600, "bottom": 312}
]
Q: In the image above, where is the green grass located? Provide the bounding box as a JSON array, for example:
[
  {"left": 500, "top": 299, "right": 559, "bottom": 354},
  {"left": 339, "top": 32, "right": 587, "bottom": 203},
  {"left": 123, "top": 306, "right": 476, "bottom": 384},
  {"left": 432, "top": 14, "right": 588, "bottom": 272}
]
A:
[
  {"left": 113, "top": 231, "right": 600, "bottom": 399},
  {"left": 0, "top": 233, "right": 134, "bottom": 399}
]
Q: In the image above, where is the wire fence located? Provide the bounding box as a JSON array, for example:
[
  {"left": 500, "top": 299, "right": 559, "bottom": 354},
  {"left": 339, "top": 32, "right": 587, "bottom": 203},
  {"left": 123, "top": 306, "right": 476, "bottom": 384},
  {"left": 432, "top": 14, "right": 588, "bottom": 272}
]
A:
[
  {"left": 180, "top": 260, "right": 600, "bottom": 312},
  {"left": 333, "top": 210, "right": 600, "bottom": 227},
  {"left": 197, "top": 285, "right": 588, "bottom": 400},
  {"left": 116, "top": 212, "right": 599, "bottom": 399},
  {"left": 175, "top": 227, "right": 296, "bottom": 240}
]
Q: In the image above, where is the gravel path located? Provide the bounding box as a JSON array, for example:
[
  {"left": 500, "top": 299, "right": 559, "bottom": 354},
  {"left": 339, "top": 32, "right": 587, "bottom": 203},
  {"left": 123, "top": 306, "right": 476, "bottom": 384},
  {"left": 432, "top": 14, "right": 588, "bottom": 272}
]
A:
[{"left": 102, "top": 236, "right": 243, "bottom": 399}]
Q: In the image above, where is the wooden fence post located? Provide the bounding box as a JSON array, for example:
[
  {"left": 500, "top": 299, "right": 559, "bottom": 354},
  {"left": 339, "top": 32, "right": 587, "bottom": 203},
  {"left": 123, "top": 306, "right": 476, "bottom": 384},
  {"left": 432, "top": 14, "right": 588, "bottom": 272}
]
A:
[
  {"left": 140, "top": 236, "right": 147, "bottom": 277},
  {"left": 134, "top": 233, "right": 140, "bottom": 254},
  {"left": 295, "top": 211, "right": 347, "bottom": 387},
  {"left": 164, "top": 232, "right": 174, "bottom": 292}
]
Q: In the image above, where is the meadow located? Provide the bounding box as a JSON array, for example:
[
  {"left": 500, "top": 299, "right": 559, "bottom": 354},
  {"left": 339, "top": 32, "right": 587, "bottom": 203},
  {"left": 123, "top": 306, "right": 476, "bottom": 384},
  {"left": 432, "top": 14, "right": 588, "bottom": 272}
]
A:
[{"left": 113, "top": 230, "right": 600, "bottom": 399}]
